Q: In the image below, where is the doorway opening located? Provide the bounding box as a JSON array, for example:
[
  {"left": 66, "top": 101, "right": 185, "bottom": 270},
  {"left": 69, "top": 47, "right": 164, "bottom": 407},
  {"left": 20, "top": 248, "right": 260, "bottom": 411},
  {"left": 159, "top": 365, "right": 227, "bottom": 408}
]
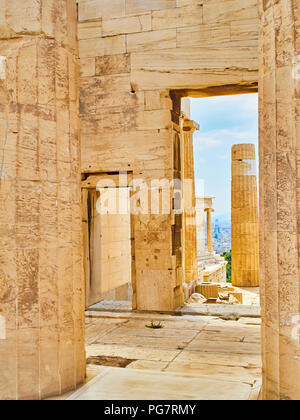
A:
[
  {"left": 184, "top": 93, "right": 260, "bottom": 311},
  {"left": 81, "top": 172, "right": 135, "bottom": 312},
  {"left": 81, "top": 90, "right": 262, "bottom": 400}
]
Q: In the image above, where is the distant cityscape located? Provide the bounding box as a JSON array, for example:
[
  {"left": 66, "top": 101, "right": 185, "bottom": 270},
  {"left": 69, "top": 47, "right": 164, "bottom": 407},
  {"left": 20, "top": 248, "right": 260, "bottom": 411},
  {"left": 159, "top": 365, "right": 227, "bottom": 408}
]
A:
[{"left": 212, "top": 214, "right": 231, "bottom": 255}]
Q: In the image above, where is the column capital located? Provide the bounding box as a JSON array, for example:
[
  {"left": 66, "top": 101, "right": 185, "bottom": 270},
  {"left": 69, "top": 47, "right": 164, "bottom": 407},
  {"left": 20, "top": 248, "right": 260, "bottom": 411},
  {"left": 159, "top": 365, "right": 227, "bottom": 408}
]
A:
[{"left": 182, "top": 117, "right": 199, "bottom": 133}]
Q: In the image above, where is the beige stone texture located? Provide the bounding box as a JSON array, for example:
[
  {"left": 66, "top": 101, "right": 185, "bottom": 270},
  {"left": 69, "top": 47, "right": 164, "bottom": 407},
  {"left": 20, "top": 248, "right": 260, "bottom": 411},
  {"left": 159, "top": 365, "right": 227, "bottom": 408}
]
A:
[
  {"left": 65, "top": 366, "right": 257, "bottom": 400},
  {"left": 196, "top": 197, "right": 215, "bottom": 255},
  {"left": 206, "top": 208, "right": 214, "bottom": 253},
  {"left": 196, "top": 283, "right": 219, "bottom": 299},
  {"left": 258, "top": 0, "right": 300, "bottom": 400},
  {"left": 196, "top": 197, "right": 206, "bottom": 253},
  {"left": 82, "top": 180, "right": 132, "bottom": 308},
  {"left": 183, "top": 116, "right": 199, "bottom": 285},
  {"left": 203, "top": 264, "right": 227, "bottom": 284},
  {"left": 77, "top": 0, "right": 258, "bottom": 312},
  {"left": 51, "top": 311, "right": 262, "bottom": 400},
  {"left": 231, "top": 144, "right": 259, "bottom": 287},
  {"left": 0, "top": 0, "right": 85, "bottom": 400},
  {"left": 1, "top": 0, "right": 300, "bottom": 402}
]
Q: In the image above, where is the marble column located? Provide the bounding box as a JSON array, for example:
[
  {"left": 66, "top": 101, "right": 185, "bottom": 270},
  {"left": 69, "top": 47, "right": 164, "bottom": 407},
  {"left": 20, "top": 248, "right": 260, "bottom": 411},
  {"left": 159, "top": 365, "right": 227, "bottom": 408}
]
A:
[
  {"left": 183, "top": 117, "right": 199, "bottom": 284},
  {"left": 205, "top": 208, "right": 214, "bottom": 253},
  {"left": 231, "top": 144, "right": 259, "bottom": 287},
  {"left": 0, "top": 0, "right": 85, "bottom": 400},
  {"left": 259, "top": 0, "right": 300, "bottom": 400},
  {"left": 196, "top": 198, "right": 206, "bottom": 254}
]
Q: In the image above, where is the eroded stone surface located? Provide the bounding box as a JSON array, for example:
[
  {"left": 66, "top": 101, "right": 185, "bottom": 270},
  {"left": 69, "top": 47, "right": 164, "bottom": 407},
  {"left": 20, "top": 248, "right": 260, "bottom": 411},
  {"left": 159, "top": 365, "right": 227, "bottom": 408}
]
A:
[
  {"left": 0, "top": 0, "right": 85, "bottom": 400},
  {"left": 231, "top": 144, "right": 259, "bottom": 287},
  {"left": 259, "top": 0, "right": 300, "bottom": 400},
  {"left": 78, "top": 0, "right": 258, "bottom": 312},
  {"left": 63, "top": 311, "right": 262, "bottom": 400},
  {"left": 1, "top": 0, "right": 299, "bottom": 401},
  {"left": 66, "top": 366, "right": 256, "bottom": 400}
]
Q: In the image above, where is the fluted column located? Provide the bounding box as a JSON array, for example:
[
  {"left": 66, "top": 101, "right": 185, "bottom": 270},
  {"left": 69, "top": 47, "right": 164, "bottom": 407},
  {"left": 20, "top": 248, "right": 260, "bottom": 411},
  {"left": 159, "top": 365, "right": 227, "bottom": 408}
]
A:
[
  {"left": 231, "top": 144, "right": 259, "bottom": 287},
  {"left": 259, "top": 0, "right": 300, "bottom": 400},
  {"left": 205, "top": 208, "right": 214, "bottom": 253},
  {"left": 183, "top": 117, "right": 199, "bottom": 283},
  {"left": 0, "top": 0, "right": 85, "bottom": 400},
  {"left": 196, "top": 198, "right": 206, "bottom": 253}
]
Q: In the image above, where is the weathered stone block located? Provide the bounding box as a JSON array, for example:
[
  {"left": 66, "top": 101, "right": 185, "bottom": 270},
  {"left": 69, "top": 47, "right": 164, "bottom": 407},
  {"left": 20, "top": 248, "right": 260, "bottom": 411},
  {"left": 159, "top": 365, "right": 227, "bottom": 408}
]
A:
[
  {"left": 127, "top": 29, "right": 176, "bottom": 52},
  {"left": 102, "top": 14, "right": 151, "bottom": 36},
  {"left": 152, "top": 5, "right": 203, "bottom": 30},
  {"left": 79, "top": 35, "right": 126, "bottom": 58},
  {"left": 95, "top": 53, "right": 130, "bottom": 75},
  {"left": 125, "top": 0, "right": 176, "bottom": 15},
  {"left": 78, "top": 0, "right": 125, "bottom": 21}
]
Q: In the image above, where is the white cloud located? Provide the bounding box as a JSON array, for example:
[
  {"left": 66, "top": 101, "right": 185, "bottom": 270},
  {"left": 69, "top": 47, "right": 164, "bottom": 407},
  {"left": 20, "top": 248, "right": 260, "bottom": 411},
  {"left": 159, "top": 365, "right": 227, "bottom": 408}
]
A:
[
  {"left": 194, "top": 128, "right": 257, "bottom": 152},
  {"left": 194, "top": 133, "right": 221, "bottom": 151},
  {"left": 208, "top": 128, "right": 257, "bottom": 141}
]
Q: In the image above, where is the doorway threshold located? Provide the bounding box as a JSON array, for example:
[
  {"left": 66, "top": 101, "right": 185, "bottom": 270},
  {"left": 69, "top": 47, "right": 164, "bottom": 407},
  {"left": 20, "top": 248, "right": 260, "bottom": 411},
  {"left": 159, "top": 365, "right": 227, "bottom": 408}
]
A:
[
  {"left": 175, "top": 304, "right": 261, "bottom": 319},
  {"left": 87, "top": 300, "right": 132, "bottom": 313}
]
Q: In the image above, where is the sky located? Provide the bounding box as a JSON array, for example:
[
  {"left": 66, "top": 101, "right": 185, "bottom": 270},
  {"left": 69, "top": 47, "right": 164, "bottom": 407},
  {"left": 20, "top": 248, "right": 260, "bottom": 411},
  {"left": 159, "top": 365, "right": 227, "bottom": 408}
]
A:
[{"left": 190, "top": 94, "right": 258, "bottom": 216}]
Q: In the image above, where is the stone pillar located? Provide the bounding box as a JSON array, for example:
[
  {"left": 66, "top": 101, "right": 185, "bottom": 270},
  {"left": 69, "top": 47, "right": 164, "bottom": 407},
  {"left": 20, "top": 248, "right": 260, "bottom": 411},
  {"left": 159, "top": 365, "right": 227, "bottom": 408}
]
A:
[
  {"left": 231, "top": 144, "right": 259, "bottom": 287},
  {"left": 0, "top": 0, "right": 85, "bottom": 400},
  {"left": 205, "top": 208, "right": 214, "bottom": 253},
  {"left": 259, "top": 0, "right": 300, "bottom": 400},
  {"left": 196, "top": 197, "right": 206, "bottom": 254},
  {"left": 183, "top": 117, "right": 199, "bottom": 284}
]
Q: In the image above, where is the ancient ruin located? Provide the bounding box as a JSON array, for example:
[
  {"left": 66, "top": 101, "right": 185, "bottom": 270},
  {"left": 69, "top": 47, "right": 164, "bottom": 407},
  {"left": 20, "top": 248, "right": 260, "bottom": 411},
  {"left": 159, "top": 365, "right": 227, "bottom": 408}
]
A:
[
  {"left": 196, "top": 196, "right": 227, "bottom": 284},
  {"left": 0, "top": 0, "right": 85, "bottom": 400},
  {"left": 231, "top": 144, "right": 259, "bottom": 287},
  {"left": 0, "top": 0, "right": 299, "bottom": 401},
  {"left": 182, "top": 112, "right": 199, "bottom": 298}
]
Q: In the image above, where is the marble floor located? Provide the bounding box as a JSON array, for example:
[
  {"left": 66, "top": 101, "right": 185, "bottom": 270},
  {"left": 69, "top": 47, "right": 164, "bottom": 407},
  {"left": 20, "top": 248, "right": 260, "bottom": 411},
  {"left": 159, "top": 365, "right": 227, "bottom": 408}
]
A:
[{"left": 49, "top": 310, "right": 262, "bottom": 400}]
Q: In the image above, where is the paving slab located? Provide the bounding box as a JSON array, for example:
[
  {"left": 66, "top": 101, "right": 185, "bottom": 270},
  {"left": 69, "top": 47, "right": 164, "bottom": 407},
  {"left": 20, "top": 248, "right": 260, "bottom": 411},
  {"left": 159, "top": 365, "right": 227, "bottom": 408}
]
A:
[
  {"left": 127, "top": 360, "right": 169, "bottom": 371},
  {"left": 86, "top": 343, "right": 181, "bottom": 362},
  {"left": 48, "top": 311, "right": 262, "bottom": 400},
  {"left": 177, "top": 304, "right": 261, "bottom": 318},
  {"left": 107, "top": 324, "right": 199, "bottom": 340},
  {"left": 86, "top": 319, "right": 129, "bottom": 345},
  {"left": 238, "top": 317, "right": 261, "bottom": 325},
  {"left": 98, "top": 333, "right": 194, "bottom": 350},
  {"left": 66, "top": 367, "right": 255, "bottom": 401},
  {"left": 124, "top": 318, "right": 208, "bottom": 331},
  {"left": 165, "top": 361, "right": 261, "bottom": 383},
  {"left": 88, "top": 300, "right": 132, "bottom": 312},
  {"left": 175, "top": 350, "right": 262, "bottom": 368},
  {"left": 186, "top": 339, "right": 261, "bottom": 355}
]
